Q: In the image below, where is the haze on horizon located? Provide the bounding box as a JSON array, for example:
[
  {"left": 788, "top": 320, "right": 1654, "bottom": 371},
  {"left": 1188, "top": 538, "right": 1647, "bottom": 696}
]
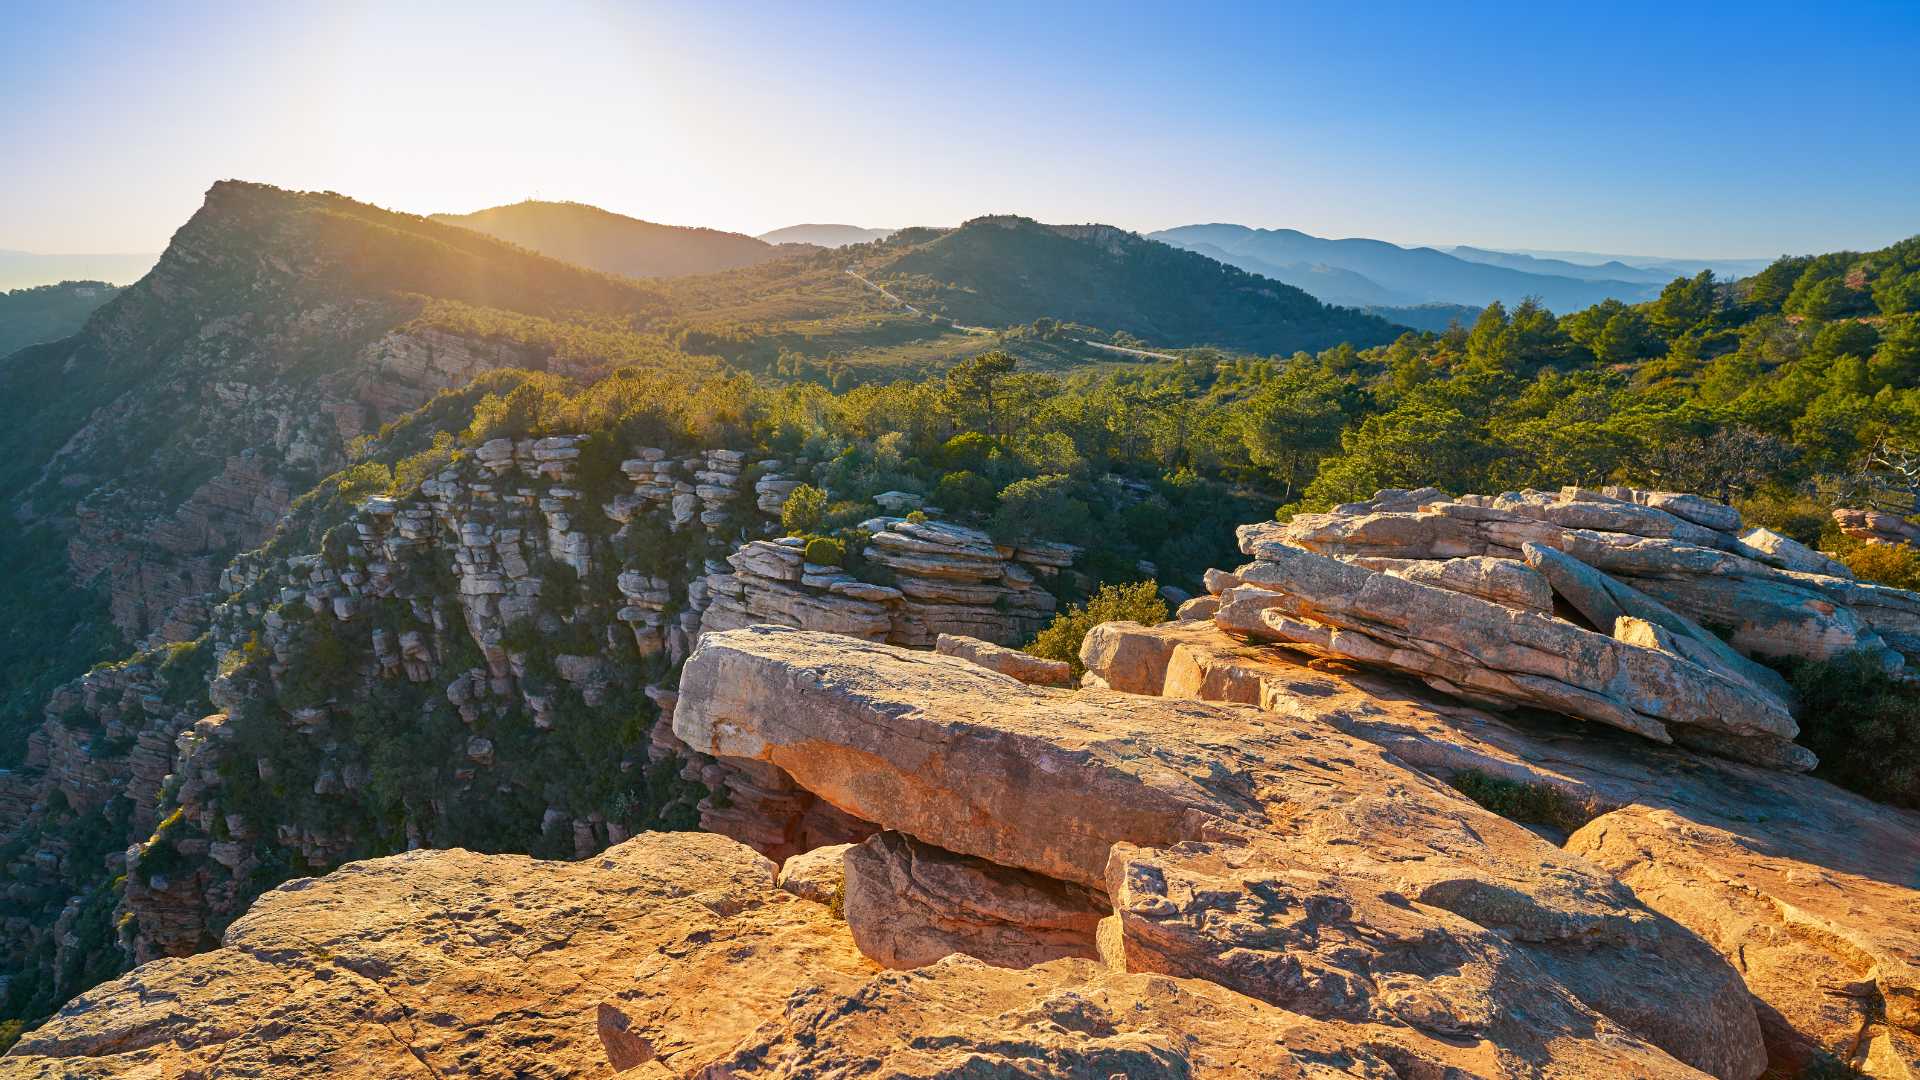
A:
[{"left": 2, "top": 0, "right": 1916, "bottom": 261}]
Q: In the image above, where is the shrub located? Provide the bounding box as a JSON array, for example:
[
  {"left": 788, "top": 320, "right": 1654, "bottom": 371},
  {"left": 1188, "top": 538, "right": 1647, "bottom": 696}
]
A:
[
  {"left": 938, "top": 431, "right": 997, "bottom": 473},
  {"left": 991, "top": 473, "right": 1092, "bottom": 545},
  {"left": 1025, "top": 580, "right": 1168, "bottom": 676},
  {"left": 1448, "top": 769, "right": 1600, "bottom": 834},
  {"left": 1832, "top": 538, "right": 1920, "bottom": 590},
  {"left": 933, "top": 469, "right": 997, "bottom": 517},
  {"left": 780, "top": 483, "right": 827, "bottom": 535},
  {"left": 803, "top": 535, "right": 845, "bottom": 567},
  {"left": 1786, "top": 650, "right": 1920, "bottom": 808}
]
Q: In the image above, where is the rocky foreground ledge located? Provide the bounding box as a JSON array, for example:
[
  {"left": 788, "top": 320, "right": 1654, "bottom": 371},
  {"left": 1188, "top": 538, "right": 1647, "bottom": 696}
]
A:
[{"left": 8, "top": 484, "right": 1919, "bottom": 1078}]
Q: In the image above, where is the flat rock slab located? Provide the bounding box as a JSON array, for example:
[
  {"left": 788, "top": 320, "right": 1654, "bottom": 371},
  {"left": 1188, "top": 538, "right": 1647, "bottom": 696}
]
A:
[
  {"left": 674, "top": 626, "right": 1765, "bottom": 1079},
  {"left": 3, "top": 833, "right": 879, "bottom": 1079}
]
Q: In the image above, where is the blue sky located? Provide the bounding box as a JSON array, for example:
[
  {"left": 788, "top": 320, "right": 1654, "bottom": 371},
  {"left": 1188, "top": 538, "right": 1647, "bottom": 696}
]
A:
[{"left": 2, "top": 0, "right": 1915, "bottom": 257}]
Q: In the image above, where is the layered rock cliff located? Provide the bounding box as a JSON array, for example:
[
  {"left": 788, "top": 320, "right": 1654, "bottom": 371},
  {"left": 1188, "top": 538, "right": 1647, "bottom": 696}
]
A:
[{"left": 0, "top": 424, "right": 1078, "bottom": 1030}]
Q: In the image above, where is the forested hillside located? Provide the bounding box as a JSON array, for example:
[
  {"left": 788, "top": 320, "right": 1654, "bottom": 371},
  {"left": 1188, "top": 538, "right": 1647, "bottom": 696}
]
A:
[
  {"left": 0, "top": 280, "right": 119, "bottom": 355},
  {"left": 865, "top": 216, "right": 1401, "bottom": 353}
]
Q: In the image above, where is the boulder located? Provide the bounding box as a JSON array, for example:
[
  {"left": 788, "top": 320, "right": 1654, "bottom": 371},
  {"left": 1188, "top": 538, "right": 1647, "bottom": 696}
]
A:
[
  {"left": 842, "top": 830, "right": 1105, "bottom": 970},
  {"left": 1834, "top": 507, "right": 1920, "bottom": 547},
  {"left": 934, "top": 632, "right": 1072, "bottom": 686},
  {"left": 1352, "top": 553, "right": 1554, "bottom": 612},
  {"left": 1522, "top": 541, "right": 1794, "bottom": 703},
  {"left": 1739, "top": 526, "right": 1854, "bottom": 578}
]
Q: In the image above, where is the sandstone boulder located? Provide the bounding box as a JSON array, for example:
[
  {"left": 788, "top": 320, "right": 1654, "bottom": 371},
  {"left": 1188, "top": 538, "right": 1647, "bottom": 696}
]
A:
[
  {"left": 775, "top": 842, "right": 851, "bottom": 906},
  {"left": 2, "top": 833, "right": 877, "bottom": 1078}
]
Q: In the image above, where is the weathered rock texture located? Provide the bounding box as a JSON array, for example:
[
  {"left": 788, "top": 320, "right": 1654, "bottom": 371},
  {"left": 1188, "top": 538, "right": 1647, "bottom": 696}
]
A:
[
  {"left": 695, "top": 518, "right": 1068, "bottom": 648},
  {"left": 1081, "top": 615, "right": 1920, "bottom": 1078},
  {"left": 6, "top": 829, "right": 1689, "bottom": 1080},
  {"left": 842, "top": 830, "right": 1106, "bottom": 970},
  {"left": 1834, "top": 506, "right": 1920, "bottom": 548},
  {"left": 933, "top": 631, "right": 1074, "bottom": 685},
  {"left": 675, "top": 625, "right": 1764, "bottom": 1078},
  {"left": 1224, "top": 484, "right": 1920, "bottom": 772}
]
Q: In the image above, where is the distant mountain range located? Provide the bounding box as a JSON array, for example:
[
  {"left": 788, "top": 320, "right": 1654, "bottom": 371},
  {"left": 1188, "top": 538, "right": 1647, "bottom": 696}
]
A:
[
  {"left": 431, "top": 201, "right": 807, "bottom": 280},
  {"left": 758, "top": 224, "right": 895, "bottom": 248},
  {"left": 1149, "top": 225, "right": 1767, "bottom": 313},
  {"left": 1467, "top": 247, "right": 1776, "bottom": 280},
  {"left": 0, "top": 250, "right": 157, "bottom": 291}
]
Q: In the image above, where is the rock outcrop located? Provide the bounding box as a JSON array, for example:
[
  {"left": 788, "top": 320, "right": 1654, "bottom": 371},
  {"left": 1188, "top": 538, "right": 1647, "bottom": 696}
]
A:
[
  {"left": 675, "top": 625, "right": 1766, "bottom": 1078},
  {"left": 1080, "top": 615, "right": 1920, "bottom": 1078},
  {"left": 694, "top": 518, "right": 1068, "bottom": 648},
  {"left": 1, "top": 423, "right": 1082, "bottom": 1023},
  {"left": 842, "top": 830, "right": 1106, "bottom": 970},
  {"left": 1213, "top": 484, "right": 1920, "bottom": 772},
  {"left": 1834, "top": 506, "right": 1920, "bottom": 548}
]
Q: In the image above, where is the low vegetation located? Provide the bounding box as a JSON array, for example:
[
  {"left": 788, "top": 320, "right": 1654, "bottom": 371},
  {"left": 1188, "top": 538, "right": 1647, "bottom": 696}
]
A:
[
  {"left": 1448, "top": 769, "right": 1603, "bottom": 835},
  {"left": 1784, "top": 651, "right": 1920, "bottom": 808},
  {"left": 1026, "top": 581, "right": 1169, "bottom": 676}
]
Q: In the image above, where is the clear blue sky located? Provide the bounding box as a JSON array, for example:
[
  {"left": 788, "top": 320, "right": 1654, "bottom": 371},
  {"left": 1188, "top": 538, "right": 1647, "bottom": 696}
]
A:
[{"left": 2, "top": 0, "right": 1916, "bottom": 258}]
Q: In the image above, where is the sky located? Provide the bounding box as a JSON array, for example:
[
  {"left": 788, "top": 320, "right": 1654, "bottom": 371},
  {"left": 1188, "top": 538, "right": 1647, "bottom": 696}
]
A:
[{"left": 2, "top": 0, "right": 1917, "bottom": 259}]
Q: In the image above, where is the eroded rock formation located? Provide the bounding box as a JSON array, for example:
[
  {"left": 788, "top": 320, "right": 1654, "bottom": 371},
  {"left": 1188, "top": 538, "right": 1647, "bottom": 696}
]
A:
[
  {"left": 673, "top": 625, "right": 1765, "bottom": 1078},
  {"left": 1079, "top": 612, "right": 1920, "bottom": 1076}
]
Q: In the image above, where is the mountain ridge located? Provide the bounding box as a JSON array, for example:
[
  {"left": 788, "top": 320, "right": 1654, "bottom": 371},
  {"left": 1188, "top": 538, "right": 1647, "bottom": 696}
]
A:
[
  {"left": 433, "top": 200, "right": 801, "bottom": 279},
  {"left": 758, "top": 223, "right": 895, "bottom": 248},
  {"left": 1150, "top": 222, "right": 1664, "bottom": 312}
]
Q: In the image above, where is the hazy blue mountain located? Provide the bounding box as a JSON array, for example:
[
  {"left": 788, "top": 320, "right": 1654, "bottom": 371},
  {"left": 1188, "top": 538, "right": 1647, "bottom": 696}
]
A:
[
  {"left": 1177, "top": 240, "right": 1402, "bottom": 307},
  {"left": 1149, "top": 224, "right": 1663, "bottom": 312},
  {"left": 0, "top": 250, "right": 158, "bottom": 291},
  {"left": 1447, "top": 246, "right": 1671, "bottom": 284},
  {"left": 1484, "top": 247, "right": 1775, "bottom": 280},
  {"left": 758, "top": 224, "right": 895, "bottom": 248}
]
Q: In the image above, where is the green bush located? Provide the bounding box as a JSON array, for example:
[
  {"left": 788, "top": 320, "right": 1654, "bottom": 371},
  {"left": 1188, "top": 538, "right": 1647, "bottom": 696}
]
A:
[
  {"left": 1786, "top": 650, "right": 1920, "bottom": 808},
  {"left": 991, "top": 473, "right": 1092, "bottom": 545},
  {"left": 934, "top": 469, "right": 997, "bottom": 517},
  {"left": 803, "top": 535, "right": 845, "bottom": 567},
  {"left": 1025, "top": 580, "right": 1168, "bottom": 676},
  {"left": 1832, "top": 538, "right": 1920, "bottom": 590},
  {"left": 780, "top": 483, "right": 827, "bottom": 535}
]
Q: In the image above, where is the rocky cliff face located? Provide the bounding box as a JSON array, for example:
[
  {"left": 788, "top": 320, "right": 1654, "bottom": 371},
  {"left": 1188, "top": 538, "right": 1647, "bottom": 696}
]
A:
[
  {"left": 0, "top": 180, "right": 684, "bottom": 756},
  {"left": 0, "top": 426, "right": 1078, "bottom": 1028}
]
